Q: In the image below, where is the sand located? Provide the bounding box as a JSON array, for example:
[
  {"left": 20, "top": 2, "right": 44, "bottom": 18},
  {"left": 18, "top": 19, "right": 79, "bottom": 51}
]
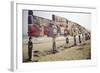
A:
[{"left": 23, "top": 37, "right": 91, "bottom": 62}]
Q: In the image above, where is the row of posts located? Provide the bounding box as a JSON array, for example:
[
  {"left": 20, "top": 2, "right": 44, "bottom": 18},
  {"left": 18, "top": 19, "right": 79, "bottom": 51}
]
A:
[{"left": 27, "top": 10, "right": 90, "bottom": 61}]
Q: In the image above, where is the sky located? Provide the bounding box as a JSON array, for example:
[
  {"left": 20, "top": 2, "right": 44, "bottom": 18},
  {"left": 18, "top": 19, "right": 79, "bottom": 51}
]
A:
[{"left": 22, "top": 10, "right": 91, "bottom": 35}]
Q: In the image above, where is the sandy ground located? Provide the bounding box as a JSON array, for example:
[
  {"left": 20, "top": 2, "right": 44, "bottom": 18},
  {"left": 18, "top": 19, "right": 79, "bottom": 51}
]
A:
[
  {"left": 39, "top": 41, "right": 91, "bottom": 62},
  {"left": 22, "top": 36, "right": 91, "bottom": 62}
]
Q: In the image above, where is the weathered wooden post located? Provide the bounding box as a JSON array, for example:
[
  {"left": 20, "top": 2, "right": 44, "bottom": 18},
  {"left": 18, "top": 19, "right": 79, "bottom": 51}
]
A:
[
  {"left": 78, "top": 34, "right": 81, "bottom": 43},
  {"left": 33, "top": 50, "right": 40, "bottom": 62},
  {"left": 71, "top": 25, "right": 77, "bottom": 46},
  {"left": 52, "top": 15, "right": 58, "bottom": 54},
  {"left": 28, "top": 10, "right": 40, "bottom": 61},
  {"left": 78, "top": 28, "right": 82, "bottom": 44},
  {"left": 52, "top": 24, "right": 58, "bottom": 53},
  {"left": 74, "top": 34, "right": 76, "bottom": 46},
  {"left": 52, "top": 35, "right": 57, "bottom": 53},
  {"left": 64, "top": 25, "right": 69, "bottom": 47},
  {"left": 72, "top": 28, "right": 77, "bottom": 46},
  {"left": 28, "top": 10, "right": 34, "bottom": 61}
]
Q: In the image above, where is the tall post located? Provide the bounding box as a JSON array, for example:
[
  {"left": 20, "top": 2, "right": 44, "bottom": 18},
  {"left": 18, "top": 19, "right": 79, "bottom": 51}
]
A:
[
  {"left": 28, "top": 10, "right": 34, "bottom": 61},
  {"left": 52, "top": 35, "right": 57, "bottom": 53},
  {"left": 78, "top": 34, "right": 81, "bottom": 44},
  {"left": 52, "top": 25, "right": 58, "bottom": 54},
  {"left": 64, "top": 25, "right": 69, "bottom": 47},
  {"left": 73, "top": 28, "right": 77, "bottom": 46},
  {"left": 28, "top": 10, "right": 34, "bottom": 36},
  {"left": 74, "top": 35, "right": 76, "bottom": 46},
  {"left": 52, "top": 15, "right": 57, "bottom": 54}
]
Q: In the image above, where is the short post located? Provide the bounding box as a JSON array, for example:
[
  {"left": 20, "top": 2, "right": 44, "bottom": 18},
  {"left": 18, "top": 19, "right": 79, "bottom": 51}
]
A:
[
  {"left": 74, "top": 35, "right": 76, "bottom": 46},
  {"left": 52, "top": 36, "right": 57, "bottom": 54},
  {"left": 66, "top": 37, "right": 69, "bottom": 44},
  {"left": 79, "top": 34, "right": 81, "bottom": 44},
  {"left": 33, "top": 50, "right": 39, "bottom": 62}
]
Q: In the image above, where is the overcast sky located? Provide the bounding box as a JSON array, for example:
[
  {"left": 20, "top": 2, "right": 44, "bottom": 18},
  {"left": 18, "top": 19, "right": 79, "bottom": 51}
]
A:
[{"left": 23, "top": 10, "right": 91, "bottom": 35}]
